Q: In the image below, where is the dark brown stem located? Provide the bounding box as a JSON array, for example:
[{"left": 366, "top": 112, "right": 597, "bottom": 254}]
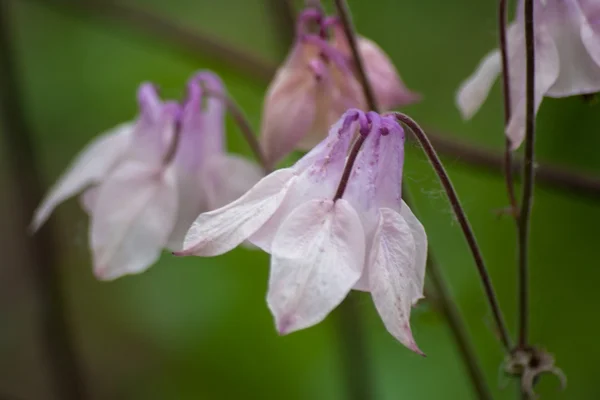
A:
[
  {"left": 37, "top": 0, "right": 600, "bottom": 199},
  {"left": 0, "top": 2, "right": 87, "bottom": 399},
  {"left": 332, "top": 0, "right": 378, "bottom": 111},
  {"left": 518, "top": 0, "right": 535, "bottom": 350},
  {"left": 203, "top": 89, "right": 270, "bottom": 173},
  {"left": 395, "top": 113, "right": 512, "bottom": 352},
  {"left": 333, "top": 135, "right": 367, "bottom": 201},
  {"left": 499, "top": 0, "right": 519, "bottom": 217}
]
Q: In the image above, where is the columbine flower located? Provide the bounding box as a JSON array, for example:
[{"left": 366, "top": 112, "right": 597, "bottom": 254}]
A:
[
  {"left": 32, "top": 72, "right": 261, "bottom": 280},
  {"left": 260, "top": 8, "right": 421, "bottom": 168},
  {"left": 260, "top": 9, "right": 364, "bottom": 167},
  {"left": 178, "top": 110, "right": 427, "bottom": 353},
  {"left": 456, "top": 0, "right": 600, "bottom": 148}
]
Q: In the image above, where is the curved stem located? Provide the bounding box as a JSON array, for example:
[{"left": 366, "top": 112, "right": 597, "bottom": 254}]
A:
[
  {"left": 394, "top": 112, "right": 512, "bottom": 352},
  {"left": 499, "top": 0, "right": 519, "bottom": 217},
  {"left": 332, "top": 0, "right": 378, "bottom": 111},
  {"left": 203, "top": 89, "right": 270, "bottom": 174},
  {"left": 333, "top": 135, "right": 367, "bottom": 201},
  {"left": 518, "top": 0, "right": 536, "bottom": 350}
]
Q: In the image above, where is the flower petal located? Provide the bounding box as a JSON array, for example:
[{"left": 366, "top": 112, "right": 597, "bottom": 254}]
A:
[
  {"left": 203, "top": 155, "right": 264, "bottom": 210},
  {"left": 91, "top": 161, "right": 178, "bottom": 280},
  {"left": 356, "top": 36, "right": 421, "bottom": 109},
  {"left": 399, "top": 200, "right": 428, "bottom": 298},
  {"left": 368, "top": 208, "right": 423, "bottom": 354},
  {"left": 268, "top": 199, "right": 365, "bottom": 334},
  {"left": 544, "top": 0, "right": 600, "bottom": 96},
  {"left": 31, "top": 123, "right": 133, "bottom": 231},
  {"left": 260, "top": 44, "right": 319, "bottom": 168},
  {"left": 177, "top": 168, "right": 296, "bottom": 257},
  {"left": 455, "top": 50, "right": 501, "bottom": 120}
]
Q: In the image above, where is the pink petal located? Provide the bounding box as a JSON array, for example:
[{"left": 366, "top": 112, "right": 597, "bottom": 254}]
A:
[
  {"left": 177, "top": 168, "right": 296, "bottom": 257},
  {"left": 260, "top": 44, "right": 319, "bottom": 168},
  {"left": 90, "top": 161, "right": 178, "bottom": 280},
  {"left": 542, "top": 0, "right": 600, "bottom": 96},
  {"left": 399, "top": 201, "right": 428, "bottom": 299},
  {"left": 455, "top": 50, "right": 501, "bottom": 120},
  {"left": 31, "top": 123, "right": 133, "bottom": 232},
  {"left": 368, "top": 208, "right": 423, "bottom": 354},
  {"left": 202, "top": 155, "right": 264, "bottom": 211},
  {"left": 357, "top": 36, "right": 421, "bottom": 109},
  {"left": 268, "top": 199, "right": 365, "bottom": 335}
]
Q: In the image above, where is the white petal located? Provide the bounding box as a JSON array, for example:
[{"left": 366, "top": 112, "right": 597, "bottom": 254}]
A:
[
  {"left": 545, "top": 0, "right": 600, "bottom": 96},
  {"left": 506, "top": 25, "right": 559, "bottom": 148},
  {"left": 177, "top": 168, "right": 296, "bottom": 257},
  {"left": 368, "top": 208, "right": 423, "bottom": 354},
  {"left": 399, "top": 200, "right": 428, "bottom": 299},
  {"left": 91, "top": 161, "right": 178, "bottom": 280},
  {"left": 203, "top": 155, "right": 264, "bottom": 210},
  {"left": 79, "top": 186, "right": 99, "bottom": 215},
  {"left": 455, "top": 50, "right": 501, "bottom": 120},
  {"left": 31, "top": 123, "right": 133, "bottom": 231},
  {"left": 268, "top": 199, "right": 365, "bottom": 335}
]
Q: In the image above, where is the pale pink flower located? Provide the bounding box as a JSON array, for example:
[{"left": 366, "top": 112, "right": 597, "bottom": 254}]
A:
[
  {"left": 178, "top": 110, "right": 427, "bottom": 353},
  {"left": 457, "top": 0, "right": 600, "bottom": 148},
  {"left": 259, "top": 9, "right": 365, "bottom": 167},
  {"left": 32, "top": 73, "right": 261, "bottom": 280}
]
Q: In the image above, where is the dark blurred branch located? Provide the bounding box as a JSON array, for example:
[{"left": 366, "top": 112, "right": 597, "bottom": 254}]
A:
[
  {"left": 0, "top": 2, "right": 87, "bottom": 400},
  {"left": 46, "top": 0, "right": 276, "bottom": 82},
  {"left": 424, "top": 131, "right": 600, "bottom": 199},
  {"left": 266, "top": 0, "right": 295, "bottom": 55},
  {"left": 34, "top": 0, "right": 600, "bottom": 200}
]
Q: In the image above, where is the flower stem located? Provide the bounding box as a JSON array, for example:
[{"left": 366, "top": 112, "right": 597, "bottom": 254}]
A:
[
  {"left": 518, "top": 0, "right": 536, "bottom": 350},
  {"left": 394, "top": 113, "right": 512, "bottom": 352},
  {"left": 499, "top": 0, "right": 519, "bottom": 218},
  {"left": 0, "top": 2, "right": 87, "bottom": 399},
  {"left": 203, "top": 88, "right": 271, "bottom": 173},
  {"left": 332, "top": 0, "right": 378, "bottom": 111}
]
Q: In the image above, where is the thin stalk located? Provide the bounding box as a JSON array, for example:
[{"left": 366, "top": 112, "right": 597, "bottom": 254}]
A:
[
  {"left": 0, "top": 1, "right": 87, "bottom": 399},
  {"left": 518, "top": 0, "right": 536, "bottom": 350},
  {"left": 203, "top": 89, "right": 270, "bottom": 173},
  {"left": 395, "top": 113, "right": 512, "bottom": 352},
  {"left": 333, "top": 135, "right": 367, "bottom": 200},
  {"left": 499, "top": 0, "right": 519, "bottom": 217},
  {"left": 333, "top": 0, "right": 378, "bottom": 111}
]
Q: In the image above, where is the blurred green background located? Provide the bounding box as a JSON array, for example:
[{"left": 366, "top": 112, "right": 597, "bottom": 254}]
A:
[{"left": 2, "top": 0, "right": 600, "bottom": 399}]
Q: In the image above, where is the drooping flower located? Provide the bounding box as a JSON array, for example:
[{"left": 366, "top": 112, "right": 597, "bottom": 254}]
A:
[
  {"left": 456, "top": 0, "right": 600, "bottom": 148},
  {"left": 32, "top": 72, "right": 262, "bottom": 280},
  {"left": 178, "top": 110, "right": 427, "bottom": 353},
  {"left": 260, "top": 8, "right": 420, "bottom": 168}
]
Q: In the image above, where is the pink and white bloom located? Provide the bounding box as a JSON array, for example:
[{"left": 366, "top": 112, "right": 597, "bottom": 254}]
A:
[
  {"left": 260, "top": 10, "right": 365, "bottom": 168},
  {"left": 457, "top": 0, "right": 600, "bottom": 148},
  {"left": 179, "top": 110, "right": 427, "bottom": 353},
  {"left": 32, "top": 72, "right": 261, "bottom": 280}
]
